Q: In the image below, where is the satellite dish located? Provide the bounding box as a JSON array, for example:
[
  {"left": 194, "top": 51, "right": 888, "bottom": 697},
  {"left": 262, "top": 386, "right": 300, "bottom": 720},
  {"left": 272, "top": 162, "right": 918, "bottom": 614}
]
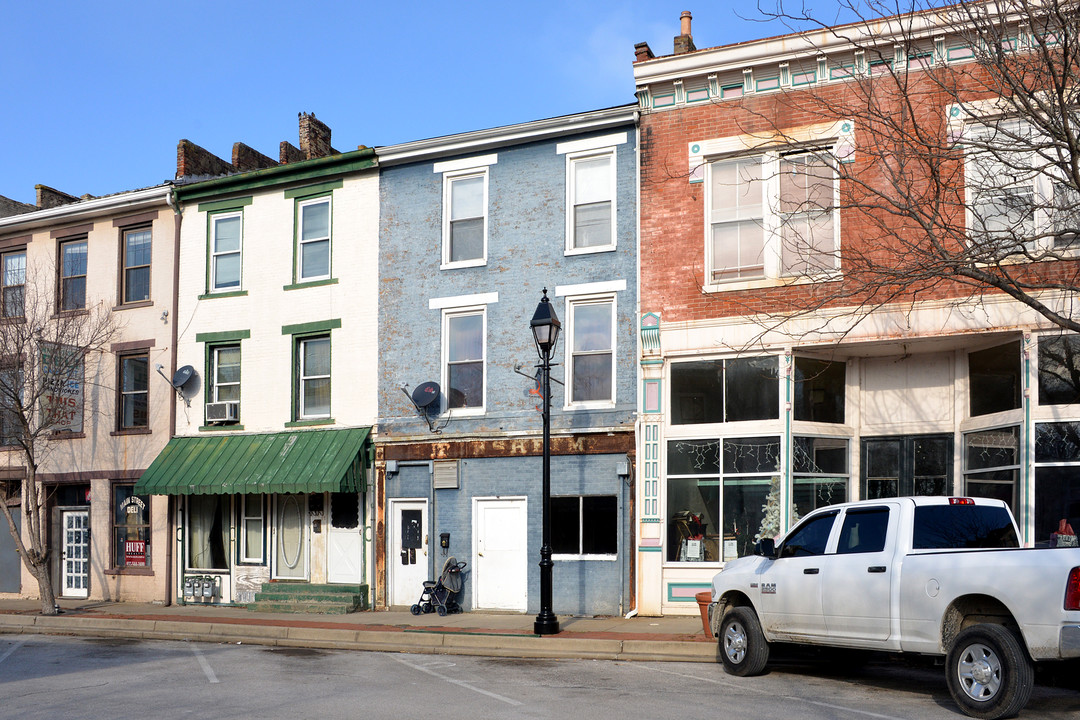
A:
[
  {"left": 411, "top": 381, "right": 441, "bottom": 409},
  {"left": 171, "top": 365, "right": 196, "bottom": 389}
]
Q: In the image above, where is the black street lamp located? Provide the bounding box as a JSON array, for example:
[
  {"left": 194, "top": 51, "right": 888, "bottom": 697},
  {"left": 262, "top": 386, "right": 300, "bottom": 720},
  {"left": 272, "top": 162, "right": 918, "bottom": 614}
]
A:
[{"left": 530, "top": 288, "right": 561, "bottom": 636}]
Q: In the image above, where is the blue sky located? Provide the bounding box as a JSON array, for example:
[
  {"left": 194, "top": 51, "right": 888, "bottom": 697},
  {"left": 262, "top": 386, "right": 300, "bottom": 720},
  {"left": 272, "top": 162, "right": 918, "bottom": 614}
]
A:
[{"left": 0, "top": 2, "right": 781, "bottom": 204}]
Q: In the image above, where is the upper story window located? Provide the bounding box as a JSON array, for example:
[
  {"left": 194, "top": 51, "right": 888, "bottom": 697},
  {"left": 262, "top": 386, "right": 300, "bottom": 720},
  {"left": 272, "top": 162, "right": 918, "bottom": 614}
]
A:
[
  {"left": 122, "top": 228, "right": 152, "bottom": 304},
  {"left": 2, "top": 249, "right": 25, "bottom": 318},
  {"left": 442, "top": 171, "right": 487, "bottom": 267},
  {"left": 297, "top": 335, "right": 331, "bottom": 420},
  {"left": 211, "top": 345, "right": 241, "bottom": 404},
  {"left": 444, "top": 309, "right": 485, "bottom": 412},
  {"left": 707, "top": 150, "right": 838, "bottom": 284},
  {"left": 118, "top": 352, "right": 149, "bottom": 431},
  {"left": 210, "top": 211, "right": 242, "bottom": 292},
  {"left": 566, "top": 296, "right": 615, "bottom": 406},
  {"left": 59, "top": 239, "right": 87, "bottom": 312},
  {"left": 0, "top": 363, "right": 22, "bottom": 446},
  {"left": 297, "top": 197, "right": 331, "bottom": 281},
  {"left": 566, "top": 150, "right": 616, "bottom": 253}
]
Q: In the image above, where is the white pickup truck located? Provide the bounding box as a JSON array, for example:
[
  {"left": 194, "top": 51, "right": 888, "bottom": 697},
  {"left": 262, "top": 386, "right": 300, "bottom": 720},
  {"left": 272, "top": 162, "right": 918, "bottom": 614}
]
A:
[{"left": 708, "top": 496, "right": 1080, "bottom": 719}]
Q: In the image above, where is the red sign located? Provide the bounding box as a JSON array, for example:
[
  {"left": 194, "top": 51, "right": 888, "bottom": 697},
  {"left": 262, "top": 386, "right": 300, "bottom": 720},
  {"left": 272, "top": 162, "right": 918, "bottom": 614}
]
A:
[{"left": 125, "top": 540, "right": 146, "bottom": 567}]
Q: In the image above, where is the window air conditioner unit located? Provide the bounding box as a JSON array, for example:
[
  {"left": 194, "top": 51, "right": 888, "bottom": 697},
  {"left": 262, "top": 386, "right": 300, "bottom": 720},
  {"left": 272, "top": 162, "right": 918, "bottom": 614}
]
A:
[{"left": 205, "top": 401, "right": 240, "bottom": 424}]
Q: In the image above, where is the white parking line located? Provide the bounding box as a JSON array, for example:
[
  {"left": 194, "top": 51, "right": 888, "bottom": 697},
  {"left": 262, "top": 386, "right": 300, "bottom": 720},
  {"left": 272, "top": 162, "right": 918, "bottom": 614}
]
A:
[
  {"left": 391, "top": 654, "right": 522, "bottom": 706},
  {"left": 0, "top": 638, "right": 27, "bottom": 666},
  {"left": 189, "top": 643, "right": 220, "bottom": 683},
  {"left": 636, "top": 664, "right": 908, "bottom": 720}
]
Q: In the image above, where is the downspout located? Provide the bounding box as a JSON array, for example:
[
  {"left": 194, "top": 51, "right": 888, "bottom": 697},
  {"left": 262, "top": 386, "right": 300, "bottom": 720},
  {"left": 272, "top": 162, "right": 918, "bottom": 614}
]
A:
[
  {"left": 166, "top": 187, "right": 183, "bottom": 605},
  {"left": 627, "top": 110, "right": 641, "bottom": 618},
  {"left": 1023, "top": 332, "right": 1033, "bottom": 546},
  {"left": 783, "top": 348, "right": 793, "bottom": 532}
]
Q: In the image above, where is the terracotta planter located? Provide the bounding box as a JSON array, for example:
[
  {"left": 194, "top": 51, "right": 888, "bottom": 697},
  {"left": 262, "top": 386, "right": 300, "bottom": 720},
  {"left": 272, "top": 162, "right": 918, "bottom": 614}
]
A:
[{"left": 695, "top": 590, "right": 713, "bottom": 637}]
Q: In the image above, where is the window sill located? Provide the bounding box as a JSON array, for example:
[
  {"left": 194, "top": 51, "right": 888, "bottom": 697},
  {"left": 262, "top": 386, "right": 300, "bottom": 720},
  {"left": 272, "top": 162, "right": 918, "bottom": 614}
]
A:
[
  {"left": 49, "top": 431, "right": 85, "bottom": 440},
  {"left": 199, "top": 290, "right": 248, "bottom": 300},
  {"left": 565, "top": 400, "right": 617, "bottom": 411},
  {"left": 0, "top": 316, "right": 26, "bottom": 325},
  {"left": 440, "top": 259, "right": 487, "bottom": 271},
  {"left": 564, "top": 245, "right": 617, "bottom": 257},
  {"left": 199, "top": 424, "right": 245, "bottom": 432},
  {"left": 553, "top": 554, "right": 618, "bottom": 561},
  {"left": 104, "top": 567, "right": 154, "bottom": 576},
  {"left": 284, "top": 278, "right": 338, "bottom": 291},
  {"left": 113, "top": 300, "right": 154, "bottom": 311},
  {"left": 703, "top": 271, "right": 841, "bottom": 293},
  {"left": 111, "top": 427, "right": 152, "bottom": 437},
  {"left": 285, "top": 418, "right": 335, "bottom": 428},
  {"left": 52, "top": 309, "right": 89, "bottom": 319},
  {"left": 446, "top": 407, "right": 484, "bottom": 417}
]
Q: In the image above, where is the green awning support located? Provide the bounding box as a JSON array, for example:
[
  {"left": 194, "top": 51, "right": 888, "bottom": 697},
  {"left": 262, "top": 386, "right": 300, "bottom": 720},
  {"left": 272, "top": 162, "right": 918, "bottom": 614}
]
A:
[{"left": 135, "top": 427, "right": 371, "bottom": 496}]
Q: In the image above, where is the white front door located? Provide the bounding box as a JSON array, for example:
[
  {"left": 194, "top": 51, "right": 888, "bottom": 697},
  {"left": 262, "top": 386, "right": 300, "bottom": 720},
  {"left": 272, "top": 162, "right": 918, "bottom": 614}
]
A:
[
  {"left": 61, "top": 509, "right": 89, "bottom": 598},
  {"left": 327, "top": 492, "right": 363, "bottom": 584},
  {"left": 388, "top": 499, "right": 427, "bottom": 606},
  {"left": 474, "top": 497, "right": 527, "bottom": 611},
  {"left": 273, "top": 494, "right": 309, "bottom": 580}
]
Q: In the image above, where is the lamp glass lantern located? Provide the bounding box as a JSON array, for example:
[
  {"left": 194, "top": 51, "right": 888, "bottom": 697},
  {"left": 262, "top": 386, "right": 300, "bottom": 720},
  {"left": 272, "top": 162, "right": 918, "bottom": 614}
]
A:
[{"left": 530, "top": 292, "right": 561, "bottom": 356}]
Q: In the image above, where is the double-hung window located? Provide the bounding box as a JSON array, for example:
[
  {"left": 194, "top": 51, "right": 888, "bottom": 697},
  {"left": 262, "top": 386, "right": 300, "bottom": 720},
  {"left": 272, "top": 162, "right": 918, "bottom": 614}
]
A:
[
  {"left": 0, "top": 363, "right": 22, "bottom": 446},
  {"left": 118, "top": 352, "right": 149, "bottom": 430},
  {"left": 707, "top": 150, "right": 838, "bottom": 283},
  {"left": 297, "top": 335, "right": 331, "bottom": 420},
  {"left": 443, "top": 171, "right": 487, "bottom": 266},
  {"left": 121, "top": 227, "right": 152, "bottom": 303},
  {"left": 444, "top": 309, "right": 485, "bottom": 411},
  {"left": 59, "top": 239, "right": 87, "bottom": 311},
  {"left": 567, "top": 150, "right": 616, "bottom": 252},
  {"left": 210, "top": 211, "right": 243, "bottom": 292},
  {"left": 211, "top": 345, "right": 241, "bottom": 404},
  {"left": 1, "top": 249, "right": 25, "bottom": 318},
  {"left": 566, "top": 296, "right": 615, "bottom": 405},
  {"left": 239, "top": 494, "right": 264, "bottom": 564},
  {"left": 297, "top": 197, "right": 331, "bottom": 281}
]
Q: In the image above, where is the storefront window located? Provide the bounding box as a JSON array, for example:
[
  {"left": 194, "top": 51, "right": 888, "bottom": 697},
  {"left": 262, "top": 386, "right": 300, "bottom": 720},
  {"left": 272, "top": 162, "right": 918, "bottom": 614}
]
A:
[
  {"left": 862, "top": 434, "right": 951, "bottom": 499},
  {"left": 670, "top": 356, "right": 779, "bottom": 425},
  {"left": 792, "top": 436, "right": 848, "bottom": 519},
  {"left": 722, "top": 437, "right": 780, "bottom": 559},
  {"left": 964, "top": 426, "right": 1019, "bottom": 512},
  {"left": 113, "top": 484, "right": 150, "bottom": 569},
  {"left": 793, "top": 357, "right": 846, "bottom": 423},
  {"left": 239, "top": 494, "right": 264, "bottom": 564},
  {"left": 188, "top": 495, "right": 229, "bottom": 570},
  {"left": 667, "top": 440, "right": 720, "bottom": 562},
  {"left": 969, "top": 341, "right": 1021, "bottom": 417},
  {"left": 670, "top": 361, "right": 723, "bottom": 425},
  {"left": 1038, "top": 335, "right": 1080, "bottom": 405},
  {"left": 1034, "top": 422, "right": 1080, "bottom": 546},
  {"left": 725, "top": 358, "right": 779, "bottom": 422}
]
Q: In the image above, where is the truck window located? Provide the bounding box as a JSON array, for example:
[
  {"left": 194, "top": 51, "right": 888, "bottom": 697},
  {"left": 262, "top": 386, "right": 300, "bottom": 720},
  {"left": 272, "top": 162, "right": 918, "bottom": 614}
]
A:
[
  {"left": 912, "top": 505, "right": 1020, "bottom": 549},
  {"left": 778, "top": 511, "right": 837, "bottom": 558},
  {"left": 837, "top": 507, "right": 889, "bottom": 554}
]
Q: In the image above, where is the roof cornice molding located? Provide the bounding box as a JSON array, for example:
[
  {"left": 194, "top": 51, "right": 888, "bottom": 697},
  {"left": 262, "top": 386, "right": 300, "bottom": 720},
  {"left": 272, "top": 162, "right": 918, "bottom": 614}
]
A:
[
  {"left": 377, "top": 105, "right": 638, "bottom": 166},
  {"left": 0, "top": 185, "right": 173, "bottom": 235}
]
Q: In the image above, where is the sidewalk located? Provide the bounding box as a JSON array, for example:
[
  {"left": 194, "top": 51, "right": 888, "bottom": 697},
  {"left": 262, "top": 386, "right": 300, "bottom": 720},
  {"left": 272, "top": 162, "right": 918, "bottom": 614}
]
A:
[{"left": 0, "top": 599, "right": 717, "bottom": 663}]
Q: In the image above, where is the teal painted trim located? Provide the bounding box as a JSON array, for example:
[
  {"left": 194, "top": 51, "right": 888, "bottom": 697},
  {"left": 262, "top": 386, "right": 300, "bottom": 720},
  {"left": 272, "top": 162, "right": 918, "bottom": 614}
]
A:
[
  {"left": 638, "top": 546, "right": 663, "bottom": 552},
  {"left": 196, "top": 329, "right": 251, "bottom": 343},
  {"left": 175, "top": 149, "right": 377, "bottom": 204},
  {"left": 784, "top": 355, "right": 793, "bottom": 530},
  {"left": 199, "top": 290, "right": 248, "bottom": 301},
  {"left": 641, "top": 517, "right": 662, "bottom": 523},
  {"left": 285, "top": 418, "right": 335, "bottom": 428},
  {"left": 281, "top": 318, "right": 342, "bottom": 336},
  {"left": 667, "top": 582, "right": 711, "bottom": 602},
  {"left": 643, "top": 378, "right": 662, "bottom": 414},
  {"left": 283, "top": 179, "right": 343, "bottom": 199},
  {"left": 1023, "top": 335, "right": 1033, "bottom": 545},
  {"left": 284, "top": 278, "right": 339, "bottom": 292},
  {"left": 199, "top": 197, "right": 253, "bottom": 213},
  {"left": 199, "top": 424, "right": 245, "bottom": 432},
  {"left": 640, "top": 359, "right": 664, "bottom": 366}
]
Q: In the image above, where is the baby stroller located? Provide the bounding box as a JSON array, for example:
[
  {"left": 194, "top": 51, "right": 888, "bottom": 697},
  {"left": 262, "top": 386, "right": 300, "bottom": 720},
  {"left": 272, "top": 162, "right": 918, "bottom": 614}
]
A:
[{"left": 410, "top": 556, "right": 467, "bottom": 616}]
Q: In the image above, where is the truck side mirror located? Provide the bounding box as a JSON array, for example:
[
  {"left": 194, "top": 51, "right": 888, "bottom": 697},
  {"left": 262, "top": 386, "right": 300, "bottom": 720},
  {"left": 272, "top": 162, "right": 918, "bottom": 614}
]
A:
[{"left": 755, "top": 538, "right": 777, "bottom": 559}]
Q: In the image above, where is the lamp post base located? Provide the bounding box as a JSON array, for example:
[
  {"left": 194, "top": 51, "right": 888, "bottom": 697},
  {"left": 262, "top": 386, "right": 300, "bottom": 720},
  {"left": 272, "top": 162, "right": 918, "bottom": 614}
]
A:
[{"left": 534, "top": 612, "right": 560, "bottom": 635}]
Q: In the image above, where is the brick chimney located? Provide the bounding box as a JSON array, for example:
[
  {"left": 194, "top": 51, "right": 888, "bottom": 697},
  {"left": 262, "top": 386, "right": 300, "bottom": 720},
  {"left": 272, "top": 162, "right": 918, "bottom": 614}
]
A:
[
  {"left": 176, "top": 139, "right": 235, "bottom": 179},
  {"left": 35, "top": 185, "right": 81, "bottom": 209},
  {"left": 0, "top": 194, "right": 35, "bottom": 218},
  {"left": 298, "top": 112, "right": 337, "bottom": 160},
  {"left": 232, "top": 142, "right": 278, "bottom": 172},
  {"left": 634, "top": 41, "right": 655, "bottom": 62},
  {"left": 674, "top": 11, "right": 696, "bottom": 54}
]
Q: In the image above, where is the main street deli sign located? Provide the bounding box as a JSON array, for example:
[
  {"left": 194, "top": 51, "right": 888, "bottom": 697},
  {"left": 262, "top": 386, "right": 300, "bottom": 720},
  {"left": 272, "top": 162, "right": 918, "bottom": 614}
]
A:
[{"left": 39, "top": 343, "right": 83, "bottom": 433}]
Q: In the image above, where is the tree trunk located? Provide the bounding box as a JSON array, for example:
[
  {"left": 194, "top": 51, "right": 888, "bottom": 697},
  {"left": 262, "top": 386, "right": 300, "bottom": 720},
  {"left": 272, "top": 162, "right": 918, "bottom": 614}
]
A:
[{"left": 30, "top": 558, "right": 57, "bottom": 615}]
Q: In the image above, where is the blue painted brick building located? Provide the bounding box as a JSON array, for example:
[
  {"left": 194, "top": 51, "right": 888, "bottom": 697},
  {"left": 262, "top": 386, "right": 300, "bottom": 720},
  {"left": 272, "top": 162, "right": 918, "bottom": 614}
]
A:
[{"left": 376, "top": 106, "right": 638, "bottom": 616}]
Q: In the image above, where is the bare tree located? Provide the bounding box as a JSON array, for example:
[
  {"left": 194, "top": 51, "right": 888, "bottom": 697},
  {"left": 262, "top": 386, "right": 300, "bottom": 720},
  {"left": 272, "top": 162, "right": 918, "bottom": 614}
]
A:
[
  {"left": 709, "top": 0, "right": 1080, "bottom": 339},
  {"left": 0, "top": 264, "right": 118, "bottom": 614}
]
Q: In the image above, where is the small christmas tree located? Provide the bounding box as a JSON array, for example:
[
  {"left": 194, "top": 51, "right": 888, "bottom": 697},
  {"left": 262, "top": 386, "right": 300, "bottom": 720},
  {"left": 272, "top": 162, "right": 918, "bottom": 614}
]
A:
[{"left": 755, "top": 476, "right": 784, "bottom": 542}]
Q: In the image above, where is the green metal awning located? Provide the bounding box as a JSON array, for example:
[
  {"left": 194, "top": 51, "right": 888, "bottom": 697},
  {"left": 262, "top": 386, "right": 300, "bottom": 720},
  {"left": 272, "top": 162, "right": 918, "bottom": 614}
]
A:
[{"left": 135, "top": 427, "right": 371, "bottom": 496}]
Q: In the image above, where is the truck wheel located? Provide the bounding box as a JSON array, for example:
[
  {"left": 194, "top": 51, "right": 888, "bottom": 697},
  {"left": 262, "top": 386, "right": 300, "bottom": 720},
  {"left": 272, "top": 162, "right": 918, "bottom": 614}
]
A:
[
  {"left": 719, "top": 607, "right": 769, "bottom": 677},
  {"left": 945, "top": 624, "right": 1033, "bottom": 720}
]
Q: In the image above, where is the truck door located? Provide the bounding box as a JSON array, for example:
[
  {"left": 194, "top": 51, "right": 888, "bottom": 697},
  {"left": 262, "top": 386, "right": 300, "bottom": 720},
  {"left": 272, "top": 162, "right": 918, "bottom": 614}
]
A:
[
  {"left": 758, "top": 510, "right": 837, "bottom": 639},
  {"left": 822, "top": 505, "right": 895, "bottom": 643}
]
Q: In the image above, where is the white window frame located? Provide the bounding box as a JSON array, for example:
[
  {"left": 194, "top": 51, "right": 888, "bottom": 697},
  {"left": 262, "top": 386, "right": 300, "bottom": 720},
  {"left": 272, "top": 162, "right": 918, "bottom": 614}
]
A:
[
  {"left": 441, "top": 169, "right": 488, "bottom": 269},
  {"left": 210, "top": 211, "right": 243, "bottom": 292},
  {"left": 210, "top": 345, "right": 241, "bottom": 404},
  {"left": 298, "top": 335, "right": 331, "bottom": 420},
  {"left": 297, "top": 196, "right": 332, "bottom": 282},
  {"left": 551, "top": 495, "right": 619, "bottom": 561},
  {"left": 441, "top": 306, "right": 486, "bottom": 415},
  {"left": 565, "top": 147, "right": 617, "bottom": 255},
  {"left": 705, "top": 148, "right": 840, "bottom": 289},
  {"left": 563, "top": 293, "right": 617, "bottom": 409},
  {"left": 239, "top": 494, "right": 264, "bottom": 564}
]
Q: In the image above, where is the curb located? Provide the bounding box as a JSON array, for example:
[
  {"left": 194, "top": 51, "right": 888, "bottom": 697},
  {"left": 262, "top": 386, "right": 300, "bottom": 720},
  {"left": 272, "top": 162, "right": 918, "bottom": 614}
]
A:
[{"left": 0, "top": 615, "right": 718, "bottom": 663}]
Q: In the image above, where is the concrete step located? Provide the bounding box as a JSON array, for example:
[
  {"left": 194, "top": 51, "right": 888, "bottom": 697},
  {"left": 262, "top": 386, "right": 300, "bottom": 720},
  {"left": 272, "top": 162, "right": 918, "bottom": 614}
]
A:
[
  {"left": 246, "top": 600, "right": 358, "bottom": 614},
  {"left": 247, "top": 583, "right": 369, "bottom": 614}
]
